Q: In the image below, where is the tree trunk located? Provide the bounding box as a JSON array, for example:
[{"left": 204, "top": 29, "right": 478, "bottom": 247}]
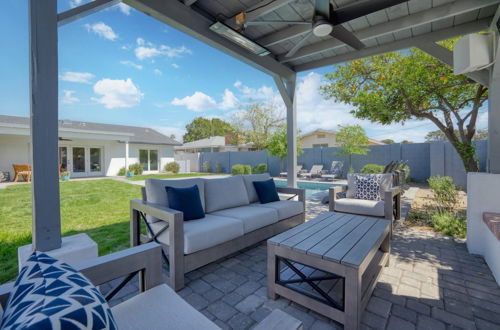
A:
[{"left": 460, "top": 152, "right": 480, "bottom": 172}]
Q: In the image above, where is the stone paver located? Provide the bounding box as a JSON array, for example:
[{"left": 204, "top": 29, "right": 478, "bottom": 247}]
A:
[{"left": 106, "top": 188, "right": 500, "bottom": 329}]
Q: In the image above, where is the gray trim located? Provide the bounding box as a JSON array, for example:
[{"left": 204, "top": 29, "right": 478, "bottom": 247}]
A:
[{"left": 58, "top": 0, "right": 120, "bottom": 26}]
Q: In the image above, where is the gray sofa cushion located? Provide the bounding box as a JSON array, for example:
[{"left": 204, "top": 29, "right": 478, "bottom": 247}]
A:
[
  {"left": 112, "top": 284, "right": 220, "bottom": 330},
  {"left": 250, "top": 200, "right": 304, "bottom": 220},
  {"left": 204, "top": 176, "right": 250, "bottom": 213},
  {"left": 334, "top": 198, "right": 385, "bottom": 217},
  {"left": 347, "top": 173, "right": 392, "bottom": 200},
  {"left": 242, "top": 173, "right": 271, "bottom": 203},
  {"left": 150, "top": 214, "right": 244, "bottom": 254},
  {"left": 212, "top": 205, "right": 279, "bottom": 234},
  {"left": 145, "top": 178, "right": 205, "bottom": 223}
]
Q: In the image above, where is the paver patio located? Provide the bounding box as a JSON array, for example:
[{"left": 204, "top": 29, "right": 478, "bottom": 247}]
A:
[{"left": 102, "top": 190, "right": 500, "bottom": 329}]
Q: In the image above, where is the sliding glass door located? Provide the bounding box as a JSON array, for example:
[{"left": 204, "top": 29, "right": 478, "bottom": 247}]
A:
[
  {"left": 139, "top": 149, "right": 159, "bottom": 172},
  {"left": 61, "top": 146, "right": 103, "bottom": 177}
]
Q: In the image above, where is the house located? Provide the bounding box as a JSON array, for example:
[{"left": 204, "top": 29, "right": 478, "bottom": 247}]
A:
[
  {"left": 300, "top": 129, "right": 383, "bottom": 148},
  {"left": 0, "top": 115, "right": 181, "bottom": 179},
  {"left": 175, "top": 135, "right": 255, "bottom": 154}
]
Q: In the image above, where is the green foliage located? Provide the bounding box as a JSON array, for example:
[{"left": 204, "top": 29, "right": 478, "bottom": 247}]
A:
[
  {"left": 202, "top": 161, "right": 212, "bottom": 173},
  {"left": 425, "top": 129, "right": 488, "bottom": 142},
  {"left": 361, "top": 164, "right": 385, "bottom": 174},
  {"left": 381, "top": 139, "right": 394, "bottom": 144},
  {"left": 215, "top": 163, "right": 224, "bottom": 174},
  {"left": 183, "top": 117, "right": 235, "bottom": 143},
  {"left": 431, "top": 213, "right": 466, "bottom": 238},
  {"left": 128, "top": 163, "right": 143, "bottom": 175},
  {"left": 117, "top": 167, "right": 126, "bottom": 176},
  {"left": 231, "top": 164, "right": 252, "bottom": 175},
  {"left": 428, "top": 176, "right": 459, "bottom": 214},
  {"left": 401, "top": 164, "right": 410, "bottom": 180},
  {"left": 252, "top": 163, "right": 268, "bottom": 174},
  {"left": 164, "top": 161, "right": 180, "bottom": 174},
  {"left": 267, "top": 125, "right": 303, "bottom": 172},
  {"left": 335, "top": 125, "right": 370, "bottom": 172}
]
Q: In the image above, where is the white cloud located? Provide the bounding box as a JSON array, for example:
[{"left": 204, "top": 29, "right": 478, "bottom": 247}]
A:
[
  {"left": 69, "top": 0, "right": 83, "bottom": 8},
  {"left": 92, "top": 78, "right": 143, "bottom": 109},
  {"left": 233, "top": 80, "right": 277, "bottom": 101},
  {"left": 153, "top": 69, "right": 163, "bottom": 76},
  {"left": 61, "top": 90, "right": 79, "bottom": 104},
  {"left": 171, "top": 92, "right": 217, "bottom": 112},
  {"left": 219, "top": 89, "right": 239, "bottom": 110},
  {"left": 59, "top": 71, "right": 95, "bottom": 84},
  {"left": 116, "top": 3, "right": 131, "bottom": 15},
  {"left": 134, "top": 38, "right": 192, "bottom": 60},
  {"left": 120, "top": 60, "right": 143, "bottom": 70},
  {"left": 171, "top": 63, "right": 180, "bottom": 69},
  {"left": 84, "top": 22, "right": 118, "bottom": 41}
]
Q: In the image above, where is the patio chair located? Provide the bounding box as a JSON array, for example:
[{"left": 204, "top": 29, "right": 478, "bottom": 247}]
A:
[
  {"left": 329, "top": 173, "right": 401, "bottom": 236},
  {"left": 12, "top": 164, "right": 31, "bottom": 182},
  {"left": 280, "top": 164, "right": 303, "bottom": 177},
  {"left": 320, "top": 161, "right": 344, "bottom": 181},
  {"left": 299, "top": 164, "right": 323, "bottom": 179}
]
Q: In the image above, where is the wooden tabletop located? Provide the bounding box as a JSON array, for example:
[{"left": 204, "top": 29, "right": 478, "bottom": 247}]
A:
[{"left": 269, "top": 212, "right": 389, "bottom": 268}]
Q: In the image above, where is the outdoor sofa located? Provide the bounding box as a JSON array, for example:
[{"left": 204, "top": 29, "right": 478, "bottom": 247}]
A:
[{"left": 131, "top": 173, "right": 306, "bottom": 291}]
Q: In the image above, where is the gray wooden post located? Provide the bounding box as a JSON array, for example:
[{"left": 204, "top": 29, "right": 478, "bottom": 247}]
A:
[
  {"left": 274, "top": 74, "right": 297, "bottom": 187},
  {"left": 29, "top": 0, "right": 61, "bottom": 251},
  {"left": 489, "top": 35, "right": 500, "bottom": 173}
]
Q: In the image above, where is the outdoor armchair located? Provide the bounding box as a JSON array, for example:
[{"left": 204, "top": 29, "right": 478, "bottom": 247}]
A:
[{"left": 12, "top": 164, "right": 31, "bottom": 182}]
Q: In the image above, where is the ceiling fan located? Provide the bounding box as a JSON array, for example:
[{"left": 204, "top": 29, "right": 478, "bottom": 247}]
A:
[{"left": 237, "top": 0, "right": 409, "bottom": 58}]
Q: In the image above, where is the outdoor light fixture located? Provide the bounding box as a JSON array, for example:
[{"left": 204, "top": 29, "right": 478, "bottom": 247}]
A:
[{"left": 209, "top": 22, "right": 270, "bottom": 56}]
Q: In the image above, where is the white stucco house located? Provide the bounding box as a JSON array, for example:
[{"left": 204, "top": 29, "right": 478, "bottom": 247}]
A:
[{"left": 0, "top": 115, "right": 181, "bottom": 179}]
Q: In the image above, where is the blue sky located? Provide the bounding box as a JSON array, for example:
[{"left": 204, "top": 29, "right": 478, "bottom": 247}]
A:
[{"left": 0, "top": 0, "right": 488, "bottom": 142}]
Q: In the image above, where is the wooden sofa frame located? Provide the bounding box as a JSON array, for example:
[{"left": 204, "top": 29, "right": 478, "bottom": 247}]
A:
[{"left": 131, "top": 186, "right": 306, "bottom": 291}]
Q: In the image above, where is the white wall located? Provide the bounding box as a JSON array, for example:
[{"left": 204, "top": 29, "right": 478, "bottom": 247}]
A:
[
  {"left": 300, "top": 133, "right": 338, "bottom": 148},
  {"left": 0, "top": 134, "right": 31, "bottom": 179}
]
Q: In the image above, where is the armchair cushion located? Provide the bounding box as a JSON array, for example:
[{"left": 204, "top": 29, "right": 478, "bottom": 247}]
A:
[
  {"left": 249, "top": 200, "right": 304, "bottom": 220},
  {"left": 166, "top": 185, "right": 205, "bottom": 221},
  {"left": 354, "top": 174, "right": 381, "bottom": 201},
  {"left": 253, "top": 179, "right": 280, "bottom": 204},
  {"left": 0, "top": 252, "right": 117, "bottom": 330},
  {"left": 334, "top": 198, "right": 385, "bottom": 217},
  {"left": 212, "top": 205, "right": 279, "bottom": 234},
  {"left": 243, "top": 173, "right": 271, "bottom": 203},
  {"left": 204, "top": 176, "right": 250, "bottom": 213}
]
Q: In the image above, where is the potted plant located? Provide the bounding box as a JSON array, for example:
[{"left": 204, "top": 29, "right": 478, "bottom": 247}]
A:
[
  {"left": 60, "top": 171, "right": 71, "bottom": 181},
  {"left": 126, "top": 170, "right": 135, "bottom": 178}
]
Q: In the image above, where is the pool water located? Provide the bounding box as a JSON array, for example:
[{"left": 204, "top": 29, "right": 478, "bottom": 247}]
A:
[{"left": 274, "top": 179, "right": 339, "bottom": 197}]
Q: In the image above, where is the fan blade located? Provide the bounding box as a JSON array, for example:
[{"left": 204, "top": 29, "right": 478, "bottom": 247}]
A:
[
  {"left": 330, "top": 25, "right": 365, "bottom": 50},
  {"left": 314, "top": 0, "right": 330, "bottom": 18},
  {"left": 285, "top": 30, "right": 314, "bottom": 57},
  {"left": 245, "top": 20, "right": 311, "bottom": 26},
  {"left": 331, "top": 0, "right": 409, "bottom": 25}
]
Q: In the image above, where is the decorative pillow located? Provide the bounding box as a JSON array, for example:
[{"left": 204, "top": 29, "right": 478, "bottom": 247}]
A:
[
  {"left": 166, "top": 185, "right": 205, "bottom": 221},
  {"left": 253, "top": 179, "right": 280, "bottom": 204},
  {"left": 354, "top": 175, "right": 381, "bottom": 201},
  {"left": 0, "top": 252, "right": 117, "bottom": 330}
]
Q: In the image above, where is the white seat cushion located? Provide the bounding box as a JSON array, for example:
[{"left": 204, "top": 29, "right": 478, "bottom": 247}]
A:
[
  {"left": 145, "top": 178, "right": 205, "bottom": 223},
  {"left": 334, "top": 198, "right": 385, "bottom": 217},
  {"left": 212, "top": 205, "right": 279, "bottom": 233},
  {"left": 204, "top": 175, "right": 250, "bottom": 213},
  {"left": 242, "top": 173, "right": 271, "bottom": 203},
  {"left": 249, "top": 200, "right": 304, "bottom": 220},
  {"left": 150, "top": 214, "right": 244, "bottom": 254},
  {"left": 112, "top": 284, "right": 220, "bottom": 330}
]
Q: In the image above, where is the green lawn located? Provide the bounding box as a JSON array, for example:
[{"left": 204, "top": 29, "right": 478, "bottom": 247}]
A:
[
  {"left": 128, "top": 172, "right": 221, "bottom": 181},
  {"left": 0, "top": 179, "right": 141, "bottom": 283}
]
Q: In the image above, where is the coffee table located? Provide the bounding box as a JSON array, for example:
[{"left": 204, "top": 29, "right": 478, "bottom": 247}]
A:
[{"left": 267, "top": 212, "right": 390, "bottom": 330}]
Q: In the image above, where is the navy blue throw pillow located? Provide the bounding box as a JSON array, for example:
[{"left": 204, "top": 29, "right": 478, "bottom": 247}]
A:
[
  {"left": 166, "top": 185, "right": 205, "bottom": 221},
  {"left": 253, "top": 179, "right": 280, "bottom": 204}
]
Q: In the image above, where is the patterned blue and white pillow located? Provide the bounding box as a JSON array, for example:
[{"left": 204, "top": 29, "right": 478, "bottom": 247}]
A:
[
  {"left": 354, "top": 174, "right": 381, "bottom": 201},
  {"left": 0, "top": 252, "right": 117, "bottom": 330}
]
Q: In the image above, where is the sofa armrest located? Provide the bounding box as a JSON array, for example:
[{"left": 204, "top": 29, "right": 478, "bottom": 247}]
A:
[
  {"left": 384, "top": 187, "right": 402, "bottom": 223},
  {"left": 276, "top": 186, "right": 306, "bottom": 203},
  {"left": 329, "top": 185, "right": 348, "bottom": 212}
]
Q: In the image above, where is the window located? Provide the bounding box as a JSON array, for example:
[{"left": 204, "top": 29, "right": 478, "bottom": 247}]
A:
[
  {"left": 312, "top": 144, "right": 328, "bottom": 148},
  {"left": 139, "top": 149, "right": 159, "bottom": 171}
]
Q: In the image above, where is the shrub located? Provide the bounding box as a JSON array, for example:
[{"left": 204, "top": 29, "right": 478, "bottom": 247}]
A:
[
  {"left": 431, "top": 213, "right": 466, "bottom": 238},
  {"left": 243, "top": 165, "right": 252, "bottom": 174},
  {"left": 117, "top": 167, "right": 126, "bottom": 176},
  {"left": 428, "top": 176, "right": 459, "bottom": 213},
  {"left": 231, "top": 164, "right": 245, "bottom": 175},
  {"left": 252, "top": 163, "right": 267, "bottom": 174},
  {"left": 361, "top": 164, "right": 385, "bottom": 174},
  {"left": 128, "top": 163, "right": 143, "bottom": 175},
  {"left": 400, "top": 164, "right": 410, "bottom": 180},
  {"left": 215, "top": 163, "right": 224, "bottom": 173},
  {"left": 202, "top": 161, "right": 211, "bottom": 173},
  {"left": 164, "top": 161, "right": 180, "bottom": 174}
]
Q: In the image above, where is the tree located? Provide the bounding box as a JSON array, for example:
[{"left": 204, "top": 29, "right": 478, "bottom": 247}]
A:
[
  {"left": 381, "top": 139, "right": 394, "bottom": 144},
  {"left": 232, "top": 102, "right": 284, "bottom": 150},
  {"left": 425, "top": 129, "right": 488, "bottom": 142},
  {"left": 401, "top": 140, "right": 412, "bottom": 144},
  {"left": 267, "top": 124, "right": 303, "bottom": 171},
  {"left": 335, "top": 125, "right": 370, "bottom": 172},
  {"left": 183, "top": 117, "right": 234, "bottom": 143},
  {"left": 169, "top": 134, "right": 176, "bottom": 140},
  {"left": 321, "top": 40, "right": 488, "bottom": 172}
]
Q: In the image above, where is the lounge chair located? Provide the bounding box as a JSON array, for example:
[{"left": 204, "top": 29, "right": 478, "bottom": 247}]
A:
[
  {"left": 320, "top": 161, "right": 344, "bottom": 181},
  {"left": 299, "top": 165, "right": 323, "bottom": 179},
  {"left": 12, "top": 164, "right": 31, "bottom": 182},
  {"left": 280, "top": 164, "right": 303, "bottom": 177}
]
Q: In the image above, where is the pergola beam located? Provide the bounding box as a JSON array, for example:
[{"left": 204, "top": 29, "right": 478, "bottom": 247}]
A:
[
  {"left": 29, "top": 0, "right": 61, "bottom": 251},
  {"left": 58, "top": 0, "right": 120, "bottom": 27},
  {"left": 276, "top": 0, "right": 500, "bottom": 63},
  {"left": 416, "top": 41, "right": 490, "bottom": 87},
  {"left": 294, "top": 19, "right": 491, "bottom": 72},
  {"left": 224, "top": 0, "right": 295, "bottom": 29},
  {"left": 183, "top": 0, "right": 197, "bottom": 6},
  {"left": 124, "top": 0, "right": 295, "bottom": 80}
]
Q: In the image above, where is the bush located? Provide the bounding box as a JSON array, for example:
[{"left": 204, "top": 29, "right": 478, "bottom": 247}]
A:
[
  {"left": 202, "top": 161, "right": 212, "bottom": 173},
  {"left": 164, "top": 161, "right": 180, "bottom": 174},
  {"left": 244, "top": 165, "right": 252, "bottom": 174},
  {"left": 428, "top": 176, "right": 459, "bottom": 213},
  {"left": 361, "top": 164, "right": 385, "bottom": 174},
  {"left": 232, "top": 164, "right": 252, "bottom": 175},
  {"left": 400, "top": 164, "right": 410, "bottom": 180},
  {"left": 128, "top": 163, "right": 143, "bottom": 175},
  {"left": 252, "top": 163, "right": 267, "bottom": 174},
  {"left": 117, "top": 167, "right": 126, "bottom": 176},
  {"left": 431, "top": 212, "right": 466, "bottom": 238},
  {"left": 215, "top": 163, "right": 224, "bottom": 174}
]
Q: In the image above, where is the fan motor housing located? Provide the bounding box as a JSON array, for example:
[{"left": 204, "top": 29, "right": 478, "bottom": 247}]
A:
[{"left": 313, "top": 19, "right": 333, "bottom": 37}]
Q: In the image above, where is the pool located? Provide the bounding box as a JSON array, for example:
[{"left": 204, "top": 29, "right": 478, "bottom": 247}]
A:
[{"left": 274, "top": 179, "right": 339, "bottom": 197}]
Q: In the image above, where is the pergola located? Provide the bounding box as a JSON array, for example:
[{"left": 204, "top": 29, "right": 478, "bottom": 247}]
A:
[{"left": 30, "top": 0, "right": 500, "bottom": 252}]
